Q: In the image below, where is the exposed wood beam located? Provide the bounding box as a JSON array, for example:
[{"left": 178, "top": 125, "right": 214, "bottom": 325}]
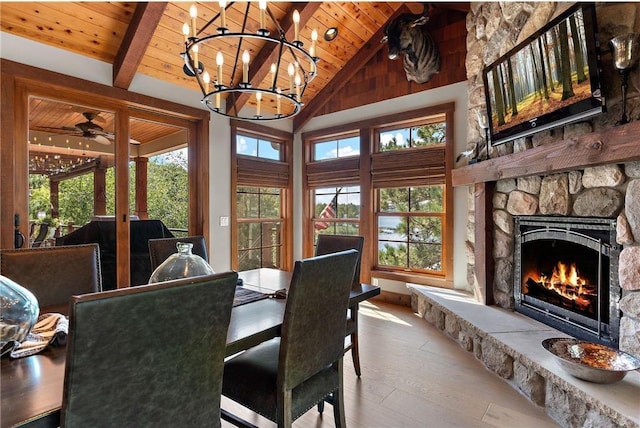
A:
[
  {"left": 113, "top": 2, "right": 168, "bottom": 89},
  {"left": 293, "top": 6, "right": 410, "bottom": 132},
  {"left": 225, "top": 2, "right": 321, "bottom": 116},
  {"left": 474, "top": 182, "right": 495, "bottom": 306}
]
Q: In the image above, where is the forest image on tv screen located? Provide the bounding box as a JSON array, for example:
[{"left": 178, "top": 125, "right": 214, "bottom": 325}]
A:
[{"left": 487, "top": 8, "right": 592, "bottom": 135}]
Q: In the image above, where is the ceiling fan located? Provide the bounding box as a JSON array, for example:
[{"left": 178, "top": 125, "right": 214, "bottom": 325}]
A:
[{"left": 40, "top": 111, "right": 140, "bottom": 145}]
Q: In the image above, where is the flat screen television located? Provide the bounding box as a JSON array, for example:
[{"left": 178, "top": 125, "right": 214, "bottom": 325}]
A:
[{"left": 483, "top": 3, "right": 605, "bottom": 146}]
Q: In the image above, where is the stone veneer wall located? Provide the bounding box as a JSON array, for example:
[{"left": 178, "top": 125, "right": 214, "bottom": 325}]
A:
[{"left": 463, "top": 3, "right": 640, "bottom": 358}]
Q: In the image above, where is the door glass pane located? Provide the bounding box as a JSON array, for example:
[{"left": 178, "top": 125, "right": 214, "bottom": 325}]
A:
[
  {"left": 28, "top": 98, "right": 116, "bottom": 247},
  {"left": 133, "top": 116, "right": 190, "bottom": 236}
]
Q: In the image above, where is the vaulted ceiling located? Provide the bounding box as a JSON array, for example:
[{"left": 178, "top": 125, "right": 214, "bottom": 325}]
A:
[
  {"left": 2, "top": 2, "right": 469, "bottom": 123},
  {"left": 3, "top": 1, "right": 468, "bottom": 175}
]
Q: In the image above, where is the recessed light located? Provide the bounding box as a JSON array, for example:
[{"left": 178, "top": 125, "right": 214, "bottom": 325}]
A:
[{"left": 324, "top": 27, "right": 338, "bottom": 42}]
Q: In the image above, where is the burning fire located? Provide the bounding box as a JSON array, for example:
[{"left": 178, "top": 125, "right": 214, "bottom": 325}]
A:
[
  {"left": 524, "top": 261, "right": 595, "bottom": 312},
  {"left": 542, "top": 261, "right": 586, "bottom": 289}
]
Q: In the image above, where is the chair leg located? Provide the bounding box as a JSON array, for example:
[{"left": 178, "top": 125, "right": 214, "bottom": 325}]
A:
[
  {"left": 332, "top": 359, "right": 346, "bottom": 428},
  {"left": 317, "top": 399, "right": 325, "bottom": 414},
  {"left": 350, "top": 304, "right": 361, "bottom": 377}
]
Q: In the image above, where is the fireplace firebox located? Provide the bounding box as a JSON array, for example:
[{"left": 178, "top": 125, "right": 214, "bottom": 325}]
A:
[{"left": 514, "top": 216, "right": 621, "bottom": 348}]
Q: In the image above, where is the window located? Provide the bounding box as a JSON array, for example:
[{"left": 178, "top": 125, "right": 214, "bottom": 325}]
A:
[
  {"left": 236, "top": 186, "right": 282, "bottom": 270},
  {"left": 231, "top": 121, "right": 293, "bottom": 271},
  {"left": 313, "top": 186, "right": 361, "bottom": 244},
  {"left": 303, "top": 129, "right": 362, "bottom": 256},
  {"left": 236, "top": 134, "right": 283, "bottom": 161},
  {"left": 302, "top": 103, "right": 454, "bottom": 285},
  {"left": 372, "top": 115, "right": 449, "bottom": 279},
  {"left": 377, "top": 185, "right": 444, "bottom": 275},
  {"left": 378, "top": 121, "right": 446, "bottom": 152},
  {"left": 313, "top": 135, "right": 360, "bottom": 160}
]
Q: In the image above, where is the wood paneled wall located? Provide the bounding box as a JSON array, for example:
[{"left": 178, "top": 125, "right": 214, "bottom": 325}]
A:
[{"left": 316, "top": 11, "right": 467, "bottom": 116}]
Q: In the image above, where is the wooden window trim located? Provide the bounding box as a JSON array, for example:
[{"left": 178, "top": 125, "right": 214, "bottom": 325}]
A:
[
  {"left": 231, "top": 120, "right": 293, "bottom": 271},
  {"left": 1, "top": 59, "right": 209, "bottom": 288},
  {"left": 302, "top": 102, "right": 455, "bottom": 287}
]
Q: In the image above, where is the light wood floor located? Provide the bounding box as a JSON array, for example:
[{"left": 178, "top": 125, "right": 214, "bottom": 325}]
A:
[{"left": 221, "top": 300, "right": 560, "bottom": 428}]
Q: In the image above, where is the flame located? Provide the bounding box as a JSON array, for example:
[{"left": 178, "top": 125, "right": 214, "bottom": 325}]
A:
[{"left": 524, "top": 261, "right": 594, "bottom": 311}]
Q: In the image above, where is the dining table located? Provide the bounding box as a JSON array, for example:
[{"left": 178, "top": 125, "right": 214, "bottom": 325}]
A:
[{"left": 0, "top": 268, "right": 380, "bottom": 428}]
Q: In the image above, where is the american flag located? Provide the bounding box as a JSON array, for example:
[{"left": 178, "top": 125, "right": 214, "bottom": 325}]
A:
[{"left": 314, "top": 191, "right": 339, "bottom": 231}]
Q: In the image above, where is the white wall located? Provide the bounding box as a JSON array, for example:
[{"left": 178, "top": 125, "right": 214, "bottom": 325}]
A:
[{"left": 2, "top": 31, "right": 469, "bottom": 292}]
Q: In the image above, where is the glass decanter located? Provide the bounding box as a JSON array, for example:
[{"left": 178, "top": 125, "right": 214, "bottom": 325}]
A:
[
  {"left": 148, "top": 242, "right": 214, "bottom": 283},
  {"left": 0, "top": 275, "right": 39, "bottom": 356}
]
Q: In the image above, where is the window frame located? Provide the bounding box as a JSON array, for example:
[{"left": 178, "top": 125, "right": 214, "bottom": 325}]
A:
[
  {"left": 376, "top": 116, "right": 447, "bottom": 153},
  {"left": 302, "top": 103, "right": 455, "bottom": 287},
  {"left": 236, "top": 186, "right": 284, "bottom": 271},
  {"left": 311, "top": 131, "right": 361, "bottom": 162},
  {"left": 375, "top": 185, "right": 446, "bottom": 277},
  {"left": 231, "top": 120, "right": 293, "bottom": 271},
  {"left": 311, "top": 185, "right": 362, "bottom": 249}
]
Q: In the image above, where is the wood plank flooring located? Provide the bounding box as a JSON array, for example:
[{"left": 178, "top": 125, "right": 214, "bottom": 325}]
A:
[{"left": 221, "top": 300, "right": 560, "bottom": 428}]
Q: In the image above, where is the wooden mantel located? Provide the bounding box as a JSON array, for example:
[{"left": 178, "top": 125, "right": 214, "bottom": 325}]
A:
[{"left": 453, "top": 120, "right": 640, "bottom": 186}]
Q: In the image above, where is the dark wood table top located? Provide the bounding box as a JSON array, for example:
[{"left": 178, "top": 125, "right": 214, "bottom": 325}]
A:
[
  {"left": 1, "top": 268, "right": 380, "bottom": 428},
  {"left": 239, "top": 267, "right": 381, "bottom": 305}
]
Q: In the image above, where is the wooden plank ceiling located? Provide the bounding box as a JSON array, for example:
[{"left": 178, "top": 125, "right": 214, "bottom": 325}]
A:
[{"left": 2, "top": 1, "right": 469, "bottom": 145}]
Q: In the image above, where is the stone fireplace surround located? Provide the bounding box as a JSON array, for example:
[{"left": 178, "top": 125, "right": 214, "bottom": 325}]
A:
[
  {"left": 460, "top": 0, "right": 640, "bottom": 362},
  {"left": 413, "top": 2, "right": 640, "bottom": 428}
]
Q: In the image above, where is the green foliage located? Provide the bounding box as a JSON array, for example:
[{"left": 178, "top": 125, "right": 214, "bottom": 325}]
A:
[
  {"left": 236, "top": 187, "right": 282, "bottom": 270},
  {"left": 146, "top": 156, "right": 188, "bottom": 230},
  {"left": 377, "top": 185, "right": 444, "bottom": 273},
  {"left": 414, "top": 123, "right": 446, "bottom": 147},
  {"left": 59, "top": 175, "right": 94, "bottom": 226},
  {"left": 380, "top": 122, "right": 446, "bottom": 152},
  {"left": 29, "top": 175, "right": 51, "bottom": 220},
  {"left": 29, "top": 151, "right": 189, "bottom": 231}
]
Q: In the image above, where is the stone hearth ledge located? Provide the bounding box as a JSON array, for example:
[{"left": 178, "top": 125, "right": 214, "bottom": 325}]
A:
[{"left": 410, "top": 285, "right": 640, "bottom": 428}]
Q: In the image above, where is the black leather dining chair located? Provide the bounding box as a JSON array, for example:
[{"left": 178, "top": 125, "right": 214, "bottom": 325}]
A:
[
  {"left": 61, "top": 271, "right": 238, "bottom": 428},
  {"left": 148, "top": 235, "right": 208, "bottom": 271},
  {"left": 315, "top": 234, "right": 365, "bottom": 376},
  {"left": 0, "top": 244, "right": 102, "bottom": 310},
  {"left": 222, "top": 250, "right": 359, "bottom": 428}
]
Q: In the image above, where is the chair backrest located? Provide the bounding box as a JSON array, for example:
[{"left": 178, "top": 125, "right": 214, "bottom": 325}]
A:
[
  {"left": 31, "top": 223, "right": 49, "bottom": 247},
  {"left": 57, "top": 219, "right": 174, "bottom": 289},
  {"left": 61, "top": 271, "right": 238, "bottom": 428},
  {"left": 148, "top": 235, "right": 208, "bottom": 271},
  {"left": 0, "top": 244, "right": 102, "bottom": 310},
  {"left": 315, "top": 234, "right": 364, "bottom": 288},
  {"left": 279, "top": 249, "right": 358, "bottom": 391}
]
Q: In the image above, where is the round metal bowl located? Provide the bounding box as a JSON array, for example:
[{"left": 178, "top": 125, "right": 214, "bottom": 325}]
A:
[{"left": 542, "top": 338, "right": 640, "bottom": 384}]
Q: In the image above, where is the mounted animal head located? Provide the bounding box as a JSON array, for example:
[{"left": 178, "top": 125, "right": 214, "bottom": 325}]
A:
[{"left": 381, "top": 3, "right": 440, "bottom": 84}]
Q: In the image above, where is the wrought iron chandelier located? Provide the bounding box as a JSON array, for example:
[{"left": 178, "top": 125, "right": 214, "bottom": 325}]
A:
[{"left": 181, "top": 1, "right": 319, "bottom": 121}]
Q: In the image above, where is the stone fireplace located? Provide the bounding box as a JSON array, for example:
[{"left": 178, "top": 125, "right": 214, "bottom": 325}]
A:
[
  {"left": 486, "top": 164, "right": 639, "bottom": 357},
  {"left": 514, "top": 215, "right": 621, "bottom": 348},
  {"left": 411, "top": 2, "right": 640, "bottom": 427},
  {"left": 461, "top": 1, "right": 640, "bottom": 360}
]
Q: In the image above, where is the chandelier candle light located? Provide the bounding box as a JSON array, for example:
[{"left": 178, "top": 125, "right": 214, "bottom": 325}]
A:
[{"left": 181, "top": 1, "right": 320, "bottom": 121}]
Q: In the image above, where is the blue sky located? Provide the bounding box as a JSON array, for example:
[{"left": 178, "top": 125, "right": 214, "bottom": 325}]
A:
[{"left": 314, "top": 136, "right": 359, "bottom": 160}]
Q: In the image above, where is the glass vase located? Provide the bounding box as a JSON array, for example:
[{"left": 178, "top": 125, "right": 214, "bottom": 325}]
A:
[
  {"left": 1, "top": 275, "right": 39, "bottom": 356},
  {"left": 148, "top": 242, "right": 214, "bottom": 283}
]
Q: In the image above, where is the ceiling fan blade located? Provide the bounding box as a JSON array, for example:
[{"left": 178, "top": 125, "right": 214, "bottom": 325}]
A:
[
  {"left": 36, "top": 126, "right": 79, "bottom": 133},
  {"left": 130, "top": 138, "right": 142, "bottom": 145},
  {"left": 92, "top": 135, "right": 112, "bottom": 145}
]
